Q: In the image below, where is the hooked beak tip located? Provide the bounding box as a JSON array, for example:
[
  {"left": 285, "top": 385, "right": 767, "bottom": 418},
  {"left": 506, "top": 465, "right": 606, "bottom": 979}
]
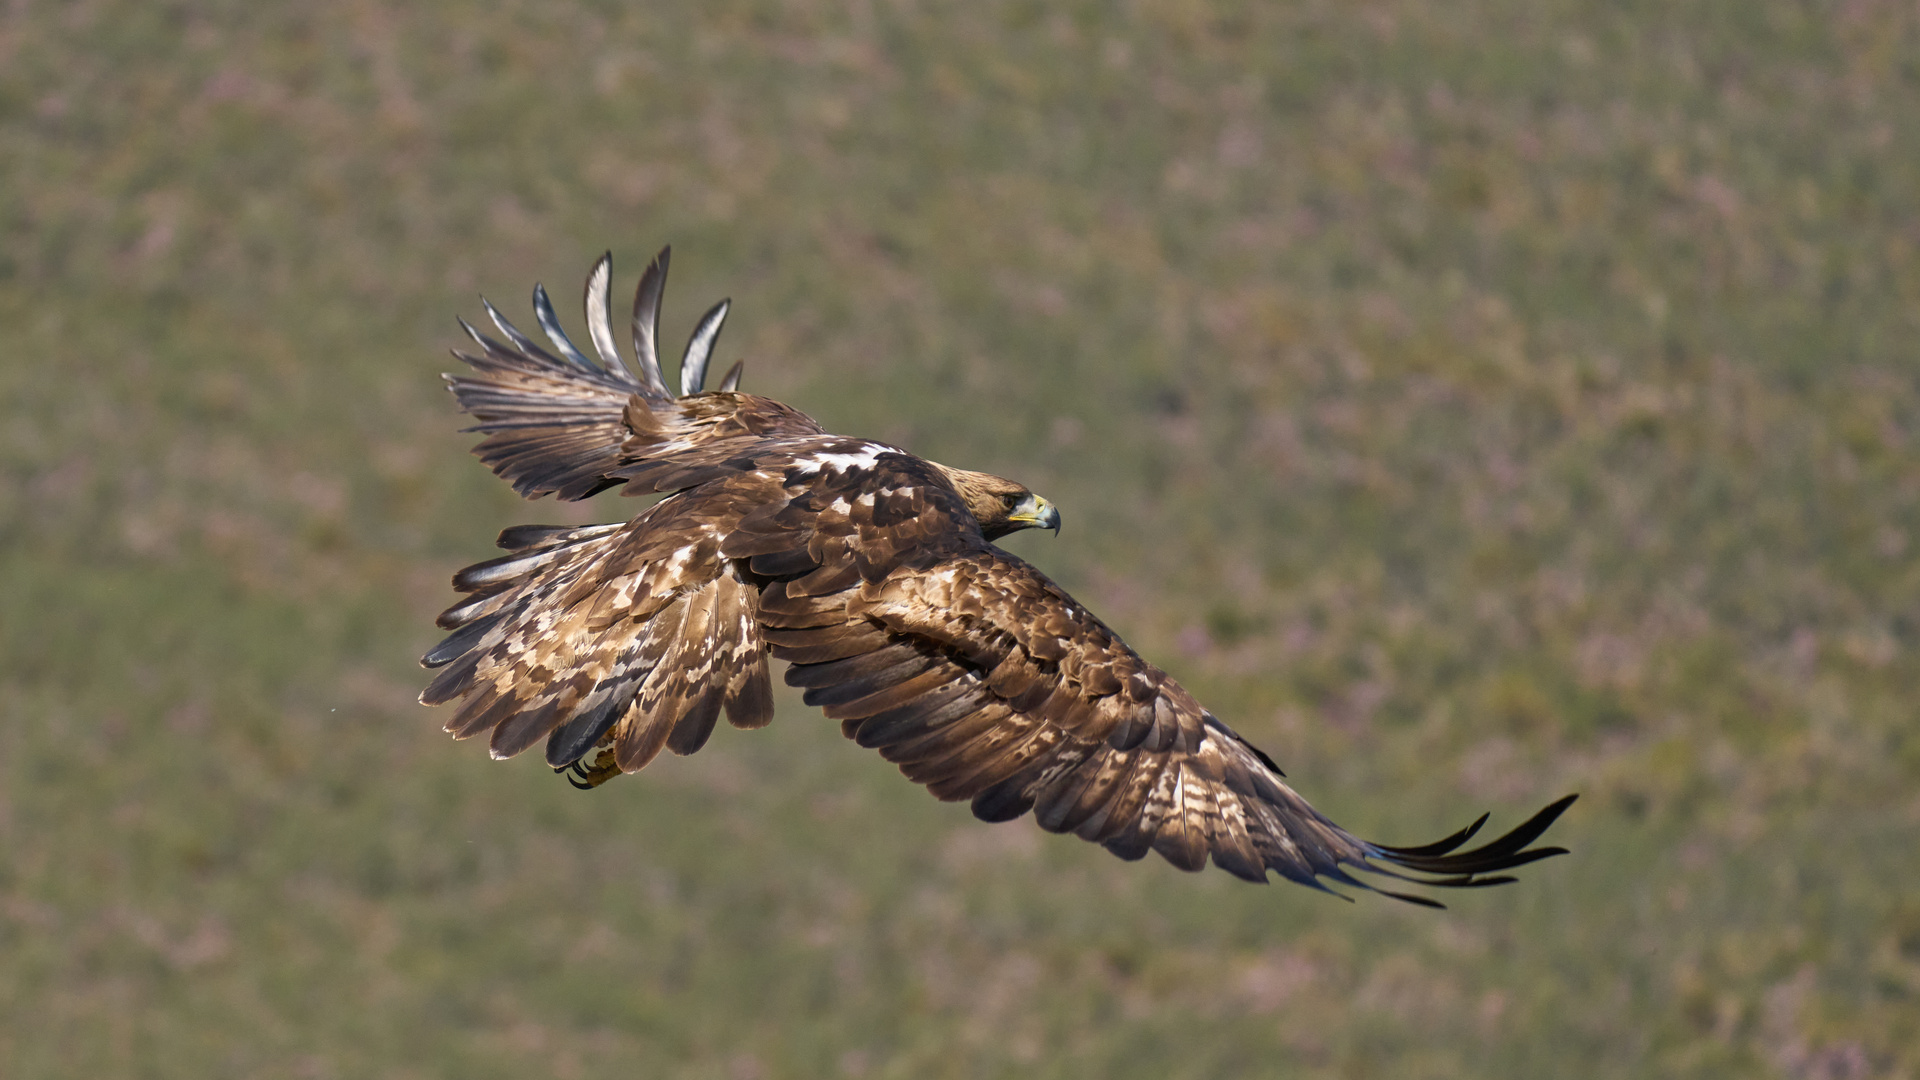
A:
[
  {"left": 1037, "top": 500, "right": 1061, "bottom": 536},
  {"left": 1009, "top": 494, "right": 1062, "bottom": 536}
]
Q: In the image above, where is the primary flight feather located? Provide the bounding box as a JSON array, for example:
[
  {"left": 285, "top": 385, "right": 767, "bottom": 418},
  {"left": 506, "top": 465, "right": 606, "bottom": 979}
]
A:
[{"left": 421, "top": 248, "right": 1575, "bottom": 906}]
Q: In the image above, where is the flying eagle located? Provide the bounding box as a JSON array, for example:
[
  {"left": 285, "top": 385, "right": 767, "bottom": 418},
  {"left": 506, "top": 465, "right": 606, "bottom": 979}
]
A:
[{"left": 420, "top": 248, "right": 1574, "bottom": 906}]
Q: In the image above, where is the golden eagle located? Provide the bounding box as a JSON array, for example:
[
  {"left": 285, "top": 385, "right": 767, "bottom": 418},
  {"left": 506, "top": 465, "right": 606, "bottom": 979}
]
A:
[{"left": 420, "top": 249, "right": 1574, "bottom": 906}]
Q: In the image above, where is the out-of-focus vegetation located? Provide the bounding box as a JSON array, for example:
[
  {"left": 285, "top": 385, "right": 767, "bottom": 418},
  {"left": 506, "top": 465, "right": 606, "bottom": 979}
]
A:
[{"left": 4, "top": 1, "right": 1918, "bottom": 1076}]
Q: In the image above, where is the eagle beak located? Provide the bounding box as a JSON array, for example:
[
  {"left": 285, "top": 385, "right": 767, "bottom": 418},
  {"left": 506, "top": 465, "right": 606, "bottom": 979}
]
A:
[{"left": 1009, "top": 494, "right": 1061, "bottom": 536}]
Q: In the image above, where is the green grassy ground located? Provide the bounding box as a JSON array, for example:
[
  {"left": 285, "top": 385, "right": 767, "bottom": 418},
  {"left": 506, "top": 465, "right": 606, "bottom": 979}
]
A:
[{"left": 4, "top": 1, "right": 1919, "bottom": 1076}]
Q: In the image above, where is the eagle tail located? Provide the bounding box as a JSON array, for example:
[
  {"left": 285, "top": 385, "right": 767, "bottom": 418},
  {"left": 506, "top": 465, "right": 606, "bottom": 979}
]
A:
[
  {"left": 445, "top": 249, "right": 736, "bottom": 500},
  {"left": 419, "top": 516, "right": 772, "bottom": 778}
]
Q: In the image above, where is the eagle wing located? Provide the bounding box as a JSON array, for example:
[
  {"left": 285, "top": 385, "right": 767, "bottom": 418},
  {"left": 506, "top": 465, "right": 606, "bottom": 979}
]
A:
[
  {"left": 445, "top": 247, "right": 826, "bottom": 501},
  {"left": 759, "top": 545, "right": 1572, "bottom": 904}
]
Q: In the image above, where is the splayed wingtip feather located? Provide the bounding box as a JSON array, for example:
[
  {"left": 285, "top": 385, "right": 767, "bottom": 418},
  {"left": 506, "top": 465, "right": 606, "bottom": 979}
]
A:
[
  {"left": 583, "top": 251, "right": 638, "bottom": 384},
  {"left": 629, "top": 246, "right": 672, "bottom": 397},
  {"left": 680, "top": 298, "right": 730, "bottom": 397},
  {"left": 532, "top": 282, "right": 599, "bottom": 373},
  {"left": 481, "top": 296, "right": 567, "bottom": 368}
]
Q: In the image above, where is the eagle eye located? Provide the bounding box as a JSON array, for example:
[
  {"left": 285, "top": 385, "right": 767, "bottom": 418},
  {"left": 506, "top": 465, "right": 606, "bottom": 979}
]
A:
[{"left": 1002, "top": 493, "right": 1024, "bottom": 510}]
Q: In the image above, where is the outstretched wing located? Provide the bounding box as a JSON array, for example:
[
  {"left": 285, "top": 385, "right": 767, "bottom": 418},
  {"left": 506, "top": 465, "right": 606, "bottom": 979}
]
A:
[
  {"left": 444, "top": 247, "right": 825, "bottom": 501},
  {"left": 760, "top": 548, "right": 1574, "bottom": 905}
]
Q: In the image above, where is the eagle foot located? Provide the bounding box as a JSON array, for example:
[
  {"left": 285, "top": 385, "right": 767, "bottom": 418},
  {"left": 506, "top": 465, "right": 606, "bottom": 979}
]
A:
[{"left": 564, "top": 750, "right": 621, "bottom": 790}]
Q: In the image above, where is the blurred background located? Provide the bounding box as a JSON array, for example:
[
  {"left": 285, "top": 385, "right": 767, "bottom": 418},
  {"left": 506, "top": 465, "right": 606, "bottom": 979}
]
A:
[{"left": 4, "top": 1, "right": 1918, "bottom": 1077}]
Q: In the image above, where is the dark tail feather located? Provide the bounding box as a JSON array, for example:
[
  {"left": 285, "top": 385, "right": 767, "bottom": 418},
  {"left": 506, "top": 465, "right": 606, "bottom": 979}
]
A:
[{"left": 545, "top": 691, "right": 630, "bottom": 768}]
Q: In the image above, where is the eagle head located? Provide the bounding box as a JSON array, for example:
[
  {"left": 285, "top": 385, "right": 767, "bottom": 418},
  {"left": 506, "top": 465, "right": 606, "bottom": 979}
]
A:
[{"left": 937, "top": 465, "right": 1061, "bottom": 541}]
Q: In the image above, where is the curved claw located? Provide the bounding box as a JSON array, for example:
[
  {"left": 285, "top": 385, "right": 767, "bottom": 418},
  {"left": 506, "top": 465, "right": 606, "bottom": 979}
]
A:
[{"left": 561, "top": 750, "right": 621, "bottom": 790}]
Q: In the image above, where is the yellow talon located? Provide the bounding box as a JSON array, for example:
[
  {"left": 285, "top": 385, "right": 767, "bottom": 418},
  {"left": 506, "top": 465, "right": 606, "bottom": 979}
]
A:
[{"left": 566, "top": 749, "right": 621, "bottom": 790}]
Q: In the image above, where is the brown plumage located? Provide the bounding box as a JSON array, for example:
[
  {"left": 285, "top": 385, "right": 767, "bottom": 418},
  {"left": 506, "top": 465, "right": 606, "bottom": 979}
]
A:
[{"left": 421, "top": 248, "right": 1576, "bottom": 906}]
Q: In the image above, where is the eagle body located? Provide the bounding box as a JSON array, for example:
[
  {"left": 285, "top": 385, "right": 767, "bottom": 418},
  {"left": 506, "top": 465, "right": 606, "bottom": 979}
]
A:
[{"left": 421, "top": 249, "right": 1574, "bottom": 905}]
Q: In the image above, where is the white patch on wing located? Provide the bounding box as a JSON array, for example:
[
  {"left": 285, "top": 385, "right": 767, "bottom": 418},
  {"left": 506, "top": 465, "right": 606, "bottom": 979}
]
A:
[{"left": 791, "top": 442, "right": 889, "bottom": 475}]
